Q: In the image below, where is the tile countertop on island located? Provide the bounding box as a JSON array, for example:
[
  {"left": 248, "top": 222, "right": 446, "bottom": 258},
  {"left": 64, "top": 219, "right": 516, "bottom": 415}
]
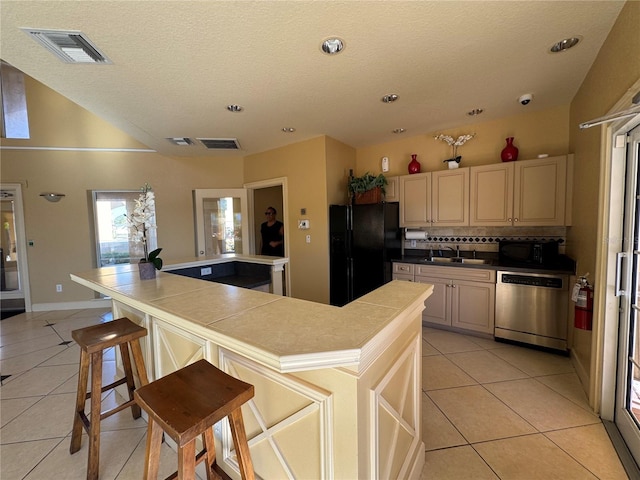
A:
[
  {"left": 395, "top": 250, "right": 576, "bottom": 275},
  {"left": 70, "top": 261, "right": 433, "bottom": 374}
]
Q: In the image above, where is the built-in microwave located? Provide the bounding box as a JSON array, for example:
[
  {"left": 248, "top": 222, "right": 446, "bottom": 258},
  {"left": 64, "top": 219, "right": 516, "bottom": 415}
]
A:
[{"left": 498, "top": 240, "right": 559, "bottom": 267}]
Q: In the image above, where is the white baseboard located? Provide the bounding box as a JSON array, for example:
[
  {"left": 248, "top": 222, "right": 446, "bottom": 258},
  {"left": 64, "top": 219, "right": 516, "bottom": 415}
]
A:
[{"left": 31, "top": 299, "right": 111, "bottom": 312}]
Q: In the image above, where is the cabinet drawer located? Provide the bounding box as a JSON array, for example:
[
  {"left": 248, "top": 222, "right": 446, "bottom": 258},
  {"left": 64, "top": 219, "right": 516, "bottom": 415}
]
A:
[
  {"left": 393, "top": 273, "right": 414, "bottom": 282},
  {"left": 415, "top": 265, "right": 495, "bottom": 283},
  {"left": 393, "top": 263, "right": 415, "bottom": 275}
]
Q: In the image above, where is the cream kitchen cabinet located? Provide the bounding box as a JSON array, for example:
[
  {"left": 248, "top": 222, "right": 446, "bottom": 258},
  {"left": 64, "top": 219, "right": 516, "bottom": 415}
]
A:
[
  {"left": 399, "top": 172, "right": 431, "bottom": 226},
  {"left": 431, "top": 168, "right": 469, "bottom": 226},
  {"left": 384, "top": 176, "right": 400, "bottom": 202},
  {"left": 392, "top": 262, "right": 414, "bottom": 281},
  {"left": 413, "top": 265, "right": 496, "bottom": 334},
  {"left": 470, "top": 155, "right": 569, "bottom": 226},
  {"left": 399, "top": 168, "right": 469, "bottom": 227}
]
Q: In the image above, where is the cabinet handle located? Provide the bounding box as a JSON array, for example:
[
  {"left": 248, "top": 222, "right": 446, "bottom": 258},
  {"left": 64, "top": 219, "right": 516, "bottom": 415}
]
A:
[
  {"left": 514, "top": 218, "right": 519, "bottom": 222},
  {"left": 508, "top": 218, "right": 512, "bottom": 222}
]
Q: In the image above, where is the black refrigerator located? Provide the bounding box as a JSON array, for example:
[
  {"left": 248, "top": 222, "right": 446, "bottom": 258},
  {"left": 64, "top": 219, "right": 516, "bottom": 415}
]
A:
[{"left": 329, "top": 202, "right": 401, "bottom": 306}]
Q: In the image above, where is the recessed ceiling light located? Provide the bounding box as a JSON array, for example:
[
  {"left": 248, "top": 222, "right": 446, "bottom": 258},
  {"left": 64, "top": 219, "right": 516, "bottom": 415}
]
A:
[
  {"left": 467, "top": 108, "right": 484, "bottom": 116},
  {"left": 321, "top": 37, "right": 344, "bottom": 55},
  {"left": 281, "top": 127, "right": 296, "bottom": 133},
  {"left": 382, "top": 94, "right": 399, "bottom": 103},
  {"left": 392, "top": 128, "right": 406, "bottom": 134},
  {"left": 226, "top": 104, "right": 244, "bottom": 112},
  {"left": 550, "top": 37, "right": 581, "bottom": 53}
]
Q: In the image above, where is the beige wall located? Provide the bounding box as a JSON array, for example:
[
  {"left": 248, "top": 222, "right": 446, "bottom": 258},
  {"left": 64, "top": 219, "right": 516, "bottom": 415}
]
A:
[
  {"left": 568, "top": 1, "right": 640, "bottom": 386},
  {"left": 356, "top": 104, "right": 570, "bottom": 177},
  {"left": 1, "top": 76, "right": 243, "bottom": 306},
  {"left": 244, "top": 137, "right": 330, "bottom": 303},
  {"left": 325, "top": 136, "right": 357, "bottom": 206}
]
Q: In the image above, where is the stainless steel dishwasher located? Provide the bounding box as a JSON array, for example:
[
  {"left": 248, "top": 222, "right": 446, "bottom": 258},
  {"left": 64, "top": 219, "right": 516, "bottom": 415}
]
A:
[{"left": 495, "top": 271, "right": 569, "bottom": 351}]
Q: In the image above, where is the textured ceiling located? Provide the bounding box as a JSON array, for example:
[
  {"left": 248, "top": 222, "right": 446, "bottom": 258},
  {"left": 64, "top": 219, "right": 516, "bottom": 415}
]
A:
[{"left": 0, "top": 1, "right": 626, "bottom": 157}]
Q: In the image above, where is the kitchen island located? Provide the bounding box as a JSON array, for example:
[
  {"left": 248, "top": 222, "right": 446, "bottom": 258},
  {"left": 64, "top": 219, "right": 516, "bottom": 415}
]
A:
[{"left": 70, "top": 262, "right": 432, "bottom": 480}]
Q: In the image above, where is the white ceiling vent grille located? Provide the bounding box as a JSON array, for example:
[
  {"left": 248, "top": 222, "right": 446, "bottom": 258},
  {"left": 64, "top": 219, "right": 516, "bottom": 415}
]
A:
[
  {"left": 197, "top": 138, "right": 241, "bottom": 150},
  {"left": 166, "top": 137, "right": 194, "bottom": 146},
  {"left": 21, "top": 28, "right": 112, "bottom": 64}
]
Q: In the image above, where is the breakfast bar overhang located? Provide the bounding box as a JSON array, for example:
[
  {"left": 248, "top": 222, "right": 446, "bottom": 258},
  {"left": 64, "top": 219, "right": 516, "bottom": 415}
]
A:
[{"left": 71, "top": 256, "right": 433, "bottom": 480}]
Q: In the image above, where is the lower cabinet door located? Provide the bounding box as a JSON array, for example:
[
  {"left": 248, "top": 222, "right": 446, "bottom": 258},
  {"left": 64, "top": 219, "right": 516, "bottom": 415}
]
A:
[
  {"left": 416, "top": 276, "right": 449, "bottom": 326},
  {"left": 451, "top": 280, "right": 495, "bottom": 334}
]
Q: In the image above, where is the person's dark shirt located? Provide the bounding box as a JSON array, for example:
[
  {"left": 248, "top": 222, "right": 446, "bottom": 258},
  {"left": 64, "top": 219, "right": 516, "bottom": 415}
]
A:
[{"left": 261, "top": 220, "right": 284, "bottom": 256}]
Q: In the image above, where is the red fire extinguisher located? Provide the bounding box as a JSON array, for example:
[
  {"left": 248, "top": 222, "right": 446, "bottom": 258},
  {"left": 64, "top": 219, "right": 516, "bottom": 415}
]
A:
[{"left": 574, "top": 276, "right": 594, "bottom": 330}]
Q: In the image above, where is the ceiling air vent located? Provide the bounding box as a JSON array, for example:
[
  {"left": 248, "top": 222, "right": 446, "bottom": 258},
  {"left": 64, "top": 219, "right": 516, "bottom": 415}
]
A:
[
  {"left": 197, "top": 138, "right": 241, "bottom": 150},
  {"left": 21, "top": 28, "right": 112, "bottom": 64},
  {"left": 166, "top": 137, "right": 194, "bottom": 146}
]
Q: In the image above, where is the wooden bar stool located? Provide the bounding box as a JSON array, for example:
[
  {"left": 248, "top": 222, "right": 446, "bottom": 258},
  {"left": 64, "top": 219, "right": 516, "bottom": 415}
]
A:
[
  {"left": 134, "top": 359, "right": 255, "bottom": 480},
  {"left": 70, "top": 317, "right": 149, "bottom": 480}
]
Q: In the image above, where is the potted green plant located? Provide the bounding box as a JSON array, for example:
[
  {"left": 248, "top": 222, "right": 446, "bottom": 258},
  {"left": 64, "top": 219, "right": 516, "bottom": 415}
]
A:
[{"left": 348, "top": 172, "right": 387, "bottom": 204}]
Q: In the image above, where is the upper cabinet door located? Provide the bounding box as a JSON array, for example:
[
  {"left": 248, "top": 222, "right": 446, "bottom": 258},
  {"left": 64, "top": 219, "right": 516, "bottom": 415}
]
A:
[
  {"left": 193, "top": 189, "right": 250, "bottom": 257},
  {"left": 470, "top": 163, "right": 514, "bottom": 226},
  {"left": 431, "top": 168, "right": 469, "bottom": 226},
  {"left": 384, "top": 176, "right": 400, "bottom": 203},
  {"left": 399, "top": 172, "right": 431, "bottom": 227},
  {"left": 514, "top": 156, "right": 567, "bottom": 226}
]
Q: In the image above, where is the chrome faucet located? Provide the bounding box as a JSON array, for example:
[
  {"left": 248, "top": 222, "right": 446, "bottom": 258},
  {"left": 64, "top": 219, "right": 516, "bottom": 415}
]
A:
[{"left": 444, "top": 245, "right": 460, "bottom": 257}]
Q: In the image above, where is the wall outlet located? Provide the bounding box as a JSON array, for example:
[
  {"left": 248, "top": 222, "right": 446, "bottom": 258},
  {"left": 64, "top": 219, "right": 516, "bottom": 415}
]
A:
[
  {"left": 201, "top": 267, "right": 212, "bottom": 276},
  {"left": 306, "top": 234, "right": 311, "bottom": 243},
  {"left": 56, "top": 284, "right": 62, "bottom": 292}
]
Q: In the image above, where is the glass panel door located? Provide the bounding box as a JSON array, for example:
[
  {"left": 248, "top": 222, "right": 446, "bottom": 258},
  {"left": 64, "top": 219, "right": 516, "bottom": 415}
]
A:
[
  {"left": 616, "top": 124, "right": 640, "bottom": 461},
  {"left": 0, "top": 183, "right": 30, "bottom": 310},
  {"left": 193, "top": 189, "right": 249, "bottom": 256}
]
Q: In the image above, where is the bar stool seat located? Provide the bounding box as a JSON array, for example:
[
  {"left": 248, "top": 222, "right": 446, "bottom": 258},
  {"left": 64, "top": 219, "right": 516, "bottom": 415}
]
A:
[
  {"left": 134, "top": 359, "right": 255, "bottom": 480},
  {"left": 70, "top": 317, "right": 149, "bottom": 480}
]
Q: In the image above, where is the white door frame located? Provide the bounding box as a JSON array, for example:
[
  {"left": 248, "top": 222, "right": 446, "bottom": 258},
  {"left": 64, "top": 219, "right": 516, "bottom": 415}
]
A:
[
  {"left": 595, "top": 82, "right": 640, "bottom": 419},
  {"left": 244, "top": 177, "right": 290, "bottom": 296},
  {"left": 0, "top": 183, "right": 32, "bottom": 311}
]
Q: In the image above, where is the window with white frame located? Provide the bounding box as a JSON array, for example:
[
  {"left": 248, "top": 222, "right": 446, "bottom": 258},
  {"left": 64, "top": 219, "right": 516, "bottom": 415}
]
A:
[{"left": 92, "top": 190, "right": 157, "bottom": 267}]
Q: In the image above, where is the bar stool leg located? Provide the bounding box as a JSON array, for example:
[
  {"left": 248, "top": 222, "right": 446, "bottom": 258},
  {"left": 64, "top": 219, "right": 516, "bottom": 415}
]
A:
[
  {"left": 119, "top": 342, "right": 141, "bottom": 419},
  {"left": 87, "top": 350, "right": 103, "bottom": 480},
  {"left": 229, "top": 409, "right": 255, "bottom": 480},
  {"left": 70, "top": 349, "right": 90, "bottom": 454},
  {"left": 202, "top": 428, "right": 216, "bottom": 480},
  {"left": 143, "top": 419, "right": 164, "bottom": 480},
  {"left": 178, "top": 441, "right": 196, "bottom": 480},
  {"left": 130, "top": 338, "right": 150, "bottom": 386}
]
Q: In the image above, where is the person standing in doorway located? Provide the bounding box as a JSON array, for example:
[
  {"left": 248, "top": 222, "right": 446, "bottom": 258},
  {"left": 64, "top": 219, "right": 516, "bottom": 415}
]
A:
[{"left": 260, "top": 207, "right": 284, "bottom": 256}]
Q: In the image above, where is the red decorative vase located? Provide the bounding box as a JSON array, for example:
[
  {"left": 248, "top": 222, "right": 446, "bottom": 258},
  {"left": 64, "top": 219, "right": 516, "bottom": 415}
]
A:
[
  {"left": 501, "top": 137, "right": 519, "bottom": 162},
  {"left": 408, "top": 154, "right": 421, "bottom": 174}
]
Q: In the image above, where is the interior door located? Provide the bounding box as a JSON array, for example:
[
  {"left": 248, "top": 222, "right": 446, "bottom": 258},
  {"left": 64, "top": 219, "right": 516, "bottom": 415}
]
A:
[
  {"left": 0, "top": 183, "right": 30, "bottom": 311},
  {"left": 615, "top": 124, "right": 640, "bottom": 462},
  {"left": 193, "top": 189, "right": 249, "bottom": 257}
]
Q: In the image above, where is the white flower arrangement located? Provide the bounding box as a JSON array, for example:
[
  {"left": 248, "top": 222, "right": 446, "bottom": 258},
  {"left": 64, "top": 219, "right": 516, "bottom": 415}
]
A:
[
  {"left": 434, "top": 133, "right": 476, "bottom": 162},
  {"left": 126, "top": 183, "right": 162, "bottom": 269}
]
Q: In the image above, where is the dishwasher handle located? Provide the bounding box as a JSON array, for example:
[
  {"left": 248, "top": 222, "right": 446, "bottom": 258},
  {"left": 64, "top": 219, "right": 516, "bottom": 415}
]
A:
[{"left": 616, "top": 252, "right": 627, "bottom": 297}]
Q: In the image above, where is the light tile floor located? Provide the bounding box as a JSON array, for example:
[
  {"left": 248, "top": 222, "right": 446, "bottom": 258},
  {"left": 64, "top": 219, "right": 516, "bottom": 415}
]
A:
[{"left": 0, "top": 309, "right": 631, "bottom": 479}]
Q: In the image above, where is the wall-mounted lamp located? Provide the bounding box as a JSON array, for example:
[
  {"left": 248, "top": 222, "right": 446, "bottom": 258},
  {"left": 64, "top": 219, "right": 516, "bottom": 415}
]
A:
[{"left": 40, "top": 192, "right": 65, "bottom": 202}]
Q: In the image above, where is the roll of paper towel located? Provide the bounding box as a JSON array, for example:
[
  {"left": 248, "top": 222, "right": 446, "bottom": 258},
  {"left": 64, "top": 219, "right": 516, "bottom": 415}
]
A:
[{"left": 405, "top": 230, "right": 427, "bottom": 240}]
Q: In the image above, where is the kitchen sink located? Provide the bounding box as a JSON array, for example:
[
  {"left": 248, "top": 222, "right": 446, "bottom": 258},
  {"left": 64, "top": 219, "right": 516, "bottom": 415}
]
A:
[{"left": 421, "top": 257, "right": 491, "bottom": 265}]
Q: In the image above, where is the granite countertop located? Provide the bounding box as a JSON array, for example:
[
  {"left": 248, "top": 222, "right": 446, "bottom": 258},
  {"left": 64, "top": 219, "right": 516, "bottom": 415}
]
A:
[{"left": 394, "top": 250, "right": 576, "bottom": 275}]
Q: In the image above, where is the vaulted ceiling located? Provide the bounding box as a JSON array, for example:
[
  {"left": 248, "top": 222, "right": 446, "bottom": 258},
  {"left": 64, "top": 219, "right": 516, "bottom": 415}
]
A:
[{"left": 0, "top": 1, "right": 626, "bottom": 157}]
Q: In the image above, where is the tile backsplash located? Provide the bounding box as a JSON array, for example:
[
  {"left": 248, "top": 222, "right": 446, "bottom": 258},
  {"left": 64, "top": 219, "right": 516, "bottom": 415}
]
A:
[{"left": 403, "top": 226, "right": 567, "bottom": 253}]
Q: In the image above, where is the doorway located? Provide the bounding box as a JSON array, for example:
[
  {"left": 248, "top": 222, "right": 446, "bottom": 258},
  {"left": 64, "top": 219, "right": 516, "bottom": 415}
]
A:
[
  {"left": 0, "top": 183, "right": 31, "bottom": 315},
  {"left": 614, "top": 123, "right": 640, "bottom": 463},
  {"left": 244, "top": 177, "right": 290, "bottom": 296}
]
